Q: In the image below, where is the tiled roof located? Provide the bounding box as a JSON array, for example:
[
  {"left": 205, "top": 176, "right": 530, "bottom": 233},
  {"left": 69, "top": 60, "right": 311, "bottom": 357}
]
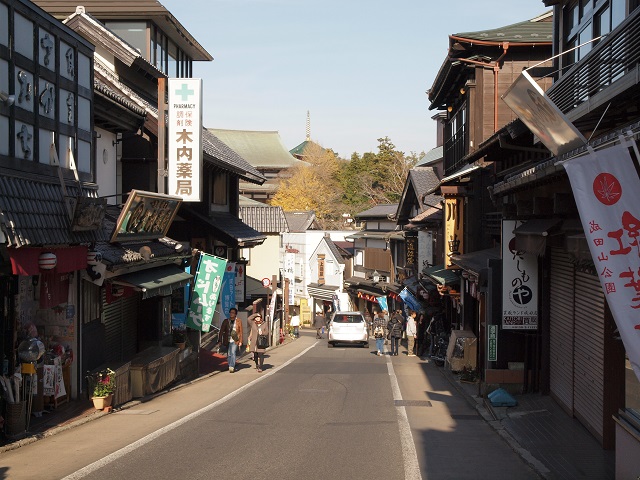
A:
[
  {"left": 289, "top": 139, "right": 326, "bottom": 158},
  {"left": 180, "top": 207, "right": 266, "bottom": 247},
  {"left": 324, "top": 237, "right": 345, "bottom": 264},
  {"left": 202, "top": 129, "right": 266, "bottom": 184},
  {"left": 0, "top": 176, "right": 105, "bottom": 247},
  {"left": 94, "top": 77, "right": 147, "bottom": 117},
  {"left": 208, "top": 129, "right": 307, "bottom": 169},
  {"left": 355, "top": 204, "right": 398, "bottom": 219},
  {"left": 416, "top": 146, "right": 443, "bottom": 166},
  {"left": 453, "top": 12, "right": 552, "bottom": 44},
  {"left": 283, "top": 211, "right": 318, "bottom": 232},
  {"left": 239, "top": 205, "right": 289, "bottom": 234}
]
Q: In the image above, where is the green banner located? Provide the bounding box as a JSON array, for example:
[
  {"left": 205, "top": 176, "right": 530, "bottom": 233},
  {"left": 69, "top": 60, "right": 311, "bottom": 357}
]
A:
[{"left": 186, "top": 253, "right": 227, "bottom": 332}]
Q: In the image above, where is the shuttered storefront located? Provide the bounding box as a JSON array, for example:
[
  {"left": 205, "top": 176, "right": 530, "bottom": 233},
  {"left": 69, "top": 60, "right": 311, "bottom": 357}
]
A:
[
  {"left": 549, "top": 247, "right": 606, "bottom": 441},
  {"left": 573, "top": 271, "right": 605, "bottom": 439},
  {"left": 102, "top": 290, "right": 138, "bottom": 364},
  {"left": 549, "top": 248, "right": 575, "bottom": 413}
]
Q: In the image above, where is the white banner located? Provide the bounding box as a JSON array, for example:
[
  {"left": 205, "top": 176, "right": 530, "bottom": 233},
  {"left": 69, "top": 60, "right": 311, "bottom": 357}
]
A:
[
  {"left": 168, "top": 78, "right": 203, "bottom": 202},
  {"left": 563, "top": 141, "right": 640, "bottom": 381},
  {"left": 502, "top": 220, "right": 539, "bottom": 330}
]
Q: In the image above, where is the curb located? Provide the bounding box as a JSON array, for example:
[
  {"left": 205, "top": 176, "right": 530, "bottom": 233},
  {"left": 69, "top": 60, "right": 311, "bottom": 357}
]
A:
[{"left": 0, "top": 337, "right": 295, "bottom": 454}]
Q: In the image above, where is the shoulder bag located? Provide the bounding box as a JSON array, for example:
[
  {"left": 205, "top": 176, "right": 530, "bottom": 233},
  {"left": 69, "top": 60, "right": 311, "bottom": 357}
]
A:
[{"left": 257, "top": 328, "right": 269, "bottom": 349}]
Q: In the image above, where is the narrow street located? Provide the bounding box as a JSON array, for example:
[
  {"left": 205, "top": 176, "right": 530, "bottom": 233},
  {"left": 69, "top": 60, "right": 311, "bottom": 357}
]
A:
[{"left": 0, "top": 332, "right": 538, "bottom": 480}]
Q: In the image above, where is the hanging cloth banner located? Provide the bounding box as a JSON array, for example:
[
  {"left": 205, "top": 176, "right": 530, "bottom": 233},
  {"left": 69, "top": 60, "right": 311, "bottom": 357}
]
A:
[
  {"left": 376, "top": 296, "right": 388, "bottom": 312},
  {"left": 399, "top": 288, "right": 420, "bottom": 312},
  {"left": 221, "top": 262, "right": 236, "bottom": 320},
  {"left": 563, "top": 139, "right": 640, "bottom": 382},
  {"left": 186, "top": 253, "right": 227, "bottom": 332}
]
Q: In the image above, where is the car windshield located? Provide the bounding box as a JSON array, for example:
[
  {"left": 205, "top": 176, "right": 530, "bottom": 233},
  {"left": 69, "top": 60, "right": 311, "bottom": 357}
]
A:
[{"left": 333, "top": 315, "right": 363, "bottom": 323}]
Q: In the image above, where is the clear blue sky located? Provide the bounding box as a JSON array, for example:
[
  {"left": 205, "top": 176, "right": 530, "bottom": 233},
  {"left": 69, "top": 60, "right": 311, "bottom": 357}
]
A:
[{"left": 161, "top": 0, "right": 551, "bottom": 158}]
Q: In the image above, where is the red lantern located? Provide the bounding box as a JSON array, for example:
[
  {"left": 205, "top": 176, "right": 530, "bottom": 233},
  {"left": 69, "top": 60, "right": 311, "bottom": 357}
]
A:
[{"left": 38, "top": 252, "right": 57, "bottom": 270}]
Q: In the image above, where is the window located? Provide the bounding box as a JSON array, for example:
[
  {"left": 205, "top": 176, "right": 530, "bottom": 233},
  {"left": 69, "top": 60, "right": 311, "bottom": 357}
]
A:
[
  {"left": 105, "top": 22, "right": 147, "bottom": 56},
  {"left": 355, "top": 249, "right": 364, "bottom": 266}
]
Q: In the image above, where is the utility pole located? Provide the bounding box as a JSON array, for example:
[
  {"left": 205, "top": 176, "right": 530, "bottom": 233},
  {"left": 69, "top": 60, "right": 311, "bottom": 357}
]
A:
[{"left": 157, "top": 77, "right": 166, "bottom": 194}]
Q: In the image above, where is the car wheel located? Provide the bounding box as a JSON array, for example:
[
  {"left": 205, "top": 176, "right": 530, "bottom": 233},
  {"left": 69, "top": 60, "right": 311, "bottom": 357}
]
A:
[{"left": 364, "top": 343, "right": 369, "bottom": 348}]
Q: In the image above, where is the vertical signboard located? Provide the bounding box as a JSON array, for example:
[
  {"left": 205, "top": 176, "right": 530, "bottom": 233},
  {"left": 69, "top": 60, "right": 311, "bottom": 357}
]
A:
[
  {"left": 284, "top": 252, "right": 295, "bottom": 305},
  {"left": 168, "top": 78, "right": 203, "bottom": 202},
  {"left": 405, "top": 235, "right": 418, "bottom": 274},
  {"left": 488, "top": 324, "right": 498, "bottom": 362},
  {"left": 563, "top": 140, "right": 640, "bottom": 381},
  {"left": 235, "top": 263, "right": 246, "bottom": 304},
  {"left": 220, "top": 262, "right": 236, "bottom": 319},
  {"left": 418, "top": 230, "right": 433, "bottom": 272},
  {"left": 186, "top": 253, "right": 227, "bottom": 332},
  {"left": 445, "top": 197, "right": 464, "bottom": 269},
  {"left": 502, "top": 220, "right": 539, "bottom": 330}
]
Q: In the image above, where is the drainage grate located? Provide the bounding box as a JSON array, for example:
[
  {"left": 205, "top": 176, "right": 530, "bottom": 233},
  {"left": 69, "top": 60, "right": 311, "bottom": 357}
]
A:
[
  {"left": 395, "top": 400, "right": 432, "bottom": 407},
  {"left": 116, "top": 409, "right": 159, "bottom": 415},
  {"left": 450, "top": 414, "right": 482, "bottom": 420}
]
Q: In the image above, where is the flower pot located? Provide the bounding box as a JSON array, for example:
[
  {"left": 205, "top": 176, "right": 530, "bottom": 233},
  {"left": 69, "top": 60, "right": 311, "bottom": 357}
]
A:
[{"left": 91, "top": 394, "right": 113, "bottom": 410}]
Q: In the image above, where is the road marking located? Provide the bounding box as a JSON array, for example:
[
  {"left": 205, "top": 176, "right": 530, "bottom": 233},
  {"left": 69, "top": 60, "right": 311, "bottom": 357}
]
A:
[
  {"left": 61, "top": 343, "right": 318, "bottom": 480},
  {"left": 387, "top": 357, "right": 423, "bottom": 480}
]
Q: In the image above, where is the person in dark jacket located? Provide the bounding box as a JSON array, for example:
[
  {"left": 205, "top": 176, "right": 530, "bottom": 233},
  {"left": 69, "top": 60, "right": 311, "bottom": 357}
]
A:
[
  {"left": 248, "top": 313, "right": 269, "bottom": 372},
  {"left": 387, "top": 310, "right": 404, "bottom": 356}
]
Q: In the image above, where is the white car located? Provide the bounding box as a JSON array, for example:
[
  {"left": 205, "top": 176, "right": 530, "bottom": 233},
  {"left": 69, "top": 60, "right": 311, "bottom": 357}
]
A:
[{"left": 327, "top": 311, "right": 369, "bottom": 348}]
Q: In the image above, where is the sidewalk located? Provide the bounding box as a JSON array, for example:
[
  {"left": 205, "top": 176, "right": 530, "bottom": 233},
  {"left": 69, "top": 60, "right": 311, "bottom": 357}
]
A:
[
  {"left": 439, "top": 364, "right": 615, "bottom": 480},
  {"left": 0, "top": 333, "right": 294, "bottom": 453}
]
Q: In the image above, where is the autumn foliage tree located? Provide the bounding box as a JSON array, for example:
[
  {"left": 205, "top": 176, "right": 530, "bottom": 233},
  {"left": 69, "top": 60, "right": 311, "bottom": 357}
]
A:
[{"left": 273, "top": 137, "right": 421, "bottom": 226}]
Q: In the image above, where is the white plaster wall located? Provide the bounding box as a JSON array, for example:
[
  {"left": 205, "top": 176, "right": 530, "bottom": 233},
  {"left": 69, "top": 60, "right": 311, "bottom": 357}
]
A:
[
  {"left": 95, "top": 127, "right": 118, "bottom": 204},
  {"left": 245, "top": 234, "right": 280, "bottom": 283}
]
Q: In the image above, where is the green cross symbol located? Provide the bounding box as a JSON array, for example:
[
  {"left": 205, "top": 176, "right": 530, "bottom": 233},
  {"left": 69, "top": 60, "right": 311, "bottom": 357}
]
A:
[{"left": 174, "top": 83, "right": 194, "bottom": 101}]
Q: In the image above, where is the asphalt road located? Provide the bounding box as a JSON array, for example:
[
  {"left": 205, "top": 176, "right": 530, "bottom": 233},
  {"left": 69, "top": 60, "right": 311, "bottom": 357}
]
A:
[{"left": 0, "top": 331, "right": 539, "bottom": 480}]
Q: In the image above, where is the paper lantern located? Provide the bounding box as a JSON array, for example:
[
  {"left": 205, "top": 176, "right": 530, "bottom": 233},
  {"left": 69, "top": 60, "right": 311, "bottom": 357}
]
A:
[
  {"left": 87, "top": 250, "right": 102, "bottom": 265},
  {"left": 38, "top": 252, "right": 57, "bottom": 270}
]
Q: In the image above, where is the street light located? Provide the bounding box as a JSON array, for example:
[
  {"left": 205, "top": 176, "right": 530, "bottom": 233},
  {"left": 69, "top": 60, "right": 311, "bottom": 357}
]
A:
[{"left": 372, "top": 270, "right": 380, "bottom": 283}]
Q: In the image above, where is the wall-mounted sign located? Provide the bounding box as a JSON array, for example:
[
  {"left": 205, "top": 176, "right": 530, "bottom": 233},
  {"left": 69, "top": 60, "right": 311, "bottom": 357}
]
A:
[
  {"left": 70, "top": 196, "right": 106, "bottom": 231},
  {"left": 110, "top": 190, "right": 182, "bottom": 243},
  {"left": 445, "top": 197, "right": 464, "bottom": 269},
  {"left": 168, "top": 78, "right": 203, "bottom": 202},
  {"left": 502, "top": 220, "right": 539, "bottom": 330},
  {"left": 405, "top": 235, "right": 418, "bottom": 272}
]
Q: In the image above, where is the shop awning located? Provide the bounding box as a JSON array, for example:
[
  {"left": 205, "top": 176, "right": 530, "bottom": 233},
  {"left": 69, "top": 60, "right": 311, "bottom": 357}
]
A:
[
  {"left": 180, "top": 207, "right": 266, "bottom": 248},
  {"left": 513, "top": 218, "right": 562, "bottom": 256},
  {"left": 422, "top": 264, "right": 461, "bottom": 286},
  {"left": 449, "top": 247, "right": 501, "bottom": 278},
  {"left": 307, "top": 283, "right": 339, "bottom": 301},
  {"left": 425, "top": 165, "right": 482, "bottom": 195},
  {"left": 113, "top": 265, "right": 192, "bottom": 299}
]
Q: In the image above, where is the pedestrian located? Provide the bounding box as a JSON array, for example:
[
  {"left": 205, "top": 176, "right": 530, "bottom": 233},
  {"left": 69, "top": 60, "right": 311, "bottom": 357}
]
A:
[
  {"left": 313, "top": 312, "right": 325, "bottom": 338},
  {"left": 364, "top": 310, "right": 373, "bottom": 335},
  {"left": 218, "top": 307, "right": 242, "bottom": 373},
  {"left": 372, "top": 310, "right": 386, "bottom": 356},
  {"left": 406, "top": 309, "right": 417, "bottom": 356},
  {"left": 248, "top": 312, "right": 269, "bottom": 372},
  {"left": 290, "top": 308, "right": 301, "bottom": 338},
  {"left": 387, "top": 310, "right": 403, "bottom": 356}
]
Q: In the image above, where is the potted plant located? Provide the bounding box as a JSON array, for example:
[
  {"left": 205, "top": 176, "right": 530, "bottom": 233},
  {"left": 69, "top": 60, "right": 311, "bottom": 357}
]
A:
[
  {"left": 91, "top": 368, "right": 116, "bottom": 409},
  {"left": 172, "top": 328, "right": 187, "bottom": 350}
]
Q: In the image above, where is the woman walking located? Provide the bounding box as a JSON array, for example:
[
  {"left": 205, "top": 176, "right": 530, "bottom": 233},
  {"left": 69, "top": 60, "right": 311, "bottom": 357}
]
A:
[
  {"left": 248, "top": 312, "right": 269, "bottom": 372},
  {"left": 372, "top": 310, "right": 386, "bottom": 356}
]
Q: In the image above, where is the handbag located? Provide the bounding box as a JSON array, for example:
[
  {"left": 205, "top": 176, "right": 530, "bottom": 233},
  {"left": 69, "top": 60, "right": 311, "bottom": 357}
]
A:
[{"left": 257, "top": 334, "right": 269, "bottom": 349}]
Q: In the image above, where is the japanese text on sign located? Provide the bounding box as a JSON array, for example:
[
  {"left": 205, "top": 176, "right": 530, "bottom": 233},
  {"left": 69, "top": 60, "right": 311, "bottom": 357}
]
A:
[{"left": 168, "top": 78, "right": 203, "bottom": 202}]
